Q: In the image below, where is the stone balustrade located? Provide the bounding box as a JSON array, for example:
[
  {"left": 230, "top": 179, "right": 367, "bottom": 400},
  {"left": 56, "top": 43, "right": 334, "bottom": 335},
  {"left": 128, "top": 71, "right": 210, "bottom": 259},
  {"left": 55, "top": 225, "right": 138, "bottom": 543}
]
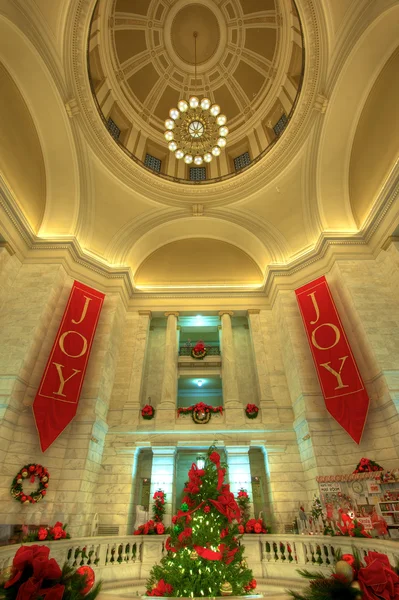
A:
[{"left": 1, "top": 534, "right": 398, "bottom": 593}]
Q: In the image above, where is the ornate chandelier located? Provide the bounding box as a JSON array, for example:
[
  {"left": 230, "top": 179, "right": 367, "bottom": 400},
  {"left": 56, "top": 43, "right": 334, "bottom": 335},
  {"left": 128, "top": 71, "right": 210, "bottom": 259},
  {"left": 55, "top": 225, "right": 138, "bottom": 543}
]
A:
[{"left": 164, "top": 32, "right": 228, "bottom": 166}]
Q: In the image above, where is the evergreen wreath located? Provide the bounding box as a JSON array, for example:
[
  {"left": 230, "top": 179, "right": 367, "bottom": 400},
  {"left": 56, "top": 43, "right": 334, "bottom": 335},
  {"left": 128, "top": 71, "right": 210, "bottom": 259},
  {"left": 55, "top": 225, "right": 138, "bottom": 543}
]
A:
[
  {"left": 245, "top": 403, "right": 259, "bottom": 419},
  {"left": 10, "top": 463, "right": 49, "bottom": 504}
]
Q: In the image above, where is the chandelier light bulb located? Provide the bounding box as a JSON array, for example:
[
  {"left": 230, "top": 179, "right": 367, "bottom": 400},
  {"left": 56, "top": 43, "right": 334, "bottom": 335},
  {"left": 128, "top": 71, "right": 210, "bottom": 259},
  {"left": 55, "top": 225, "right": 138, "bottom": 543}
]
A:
[
  {"left": 211, "top": 146, "right": 221, "bottom": 156},
  {"left": 204, "top": 153, "right": 213, "bottom": 163},
  {"left": 165, "top": 119, "right": 175, "bottom": 130},
  {"left": 210, "top": 104, "right": 220, "bottom": 116},
  {"left": 178, "top": 100, "right": 189, "bottom": 112},
  {"left": 216, "top": 114, "right": 227, "bottom": 126},
  {"left": 169, "top": 108, "right": 180, "bottom": 120},
  {"left": 168, "top": 141, "right": 178, "bottom": 151},
  {"left": 189, "top": 96, "right": 199, "bottom": 108},
  {"left": 217, "top": 137, "right": 227, "bottom": 147},
  {"left": 219, "top": 126, "right": 229, "bottom": 137},
  {"left": 164, "top": 130, "right": 174, "bottom": 141},
  {"left": 200, "top": 97, "right": 211, "bottom": 110},
  {"left": 175, "top": 149, "right": 184, "bottom": 159},
  {"left": 184, "top": 154, "right": 193, "bottom": 164},
  {"left": 194, "top": 155, "right": 203, "bottom": 165}
]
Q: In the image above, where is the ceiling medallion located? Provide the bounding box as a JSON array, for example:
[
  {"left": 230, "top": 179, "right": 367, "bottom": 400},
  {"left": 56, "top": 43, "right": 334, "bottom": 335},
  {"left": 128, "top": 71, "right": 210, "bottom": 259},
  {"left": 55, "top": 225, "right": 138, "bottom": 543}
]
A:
[{"left": 164, "top": 32, "right": 228, "bottom": 166}]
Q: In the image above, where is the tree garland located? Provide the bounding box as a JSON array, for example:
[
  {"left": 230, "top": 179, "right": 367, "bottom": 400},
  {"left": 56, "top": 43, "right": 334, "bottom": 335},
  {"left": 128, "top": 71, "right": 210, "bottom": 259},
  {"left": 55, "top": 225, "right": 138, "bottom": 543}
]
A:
[{"left": 10, "top": 463, "right": 49, "bottom": 504}]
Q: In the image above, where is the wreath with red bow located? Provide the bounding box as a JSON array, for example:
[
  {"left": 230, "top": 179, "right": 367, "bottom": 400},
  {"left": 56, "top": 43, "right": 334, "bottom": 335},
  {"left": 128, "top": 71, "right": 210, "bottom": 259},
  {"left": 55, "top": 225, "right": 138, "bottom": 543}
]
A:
[
  {"left": 10, "top": 464, "right": 49, "bottom": 504},
  {"left": 191, "top": 341, "right": 207, "bottom": 359}
]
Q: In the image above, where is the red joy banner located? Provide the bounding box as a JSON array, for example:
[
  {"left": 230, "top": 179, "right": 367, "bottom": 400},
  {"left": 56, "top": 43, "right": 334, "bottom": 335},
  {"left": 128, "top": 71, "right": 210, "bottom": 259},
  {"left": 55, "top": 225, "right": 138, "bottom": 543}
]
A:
[
  {"left": 295, "top": 276, "right": 369, "bottom": 444},
  {"left": 33, "top": 281, "right": 105, "bottom": 452}
]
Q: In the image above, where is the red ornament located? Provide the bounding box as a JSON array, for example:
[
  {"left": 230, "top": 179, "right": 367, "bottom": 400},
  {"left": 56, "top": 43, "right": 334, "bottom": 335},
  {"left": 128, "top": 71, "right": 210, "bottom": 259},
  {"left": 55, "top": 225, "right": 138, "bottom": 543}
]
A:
[
  {"left": 29, "top": 465, "right": 35, "bottom": 472},
  {"left": 76, "top": 566, "right": 95, "bottom": 595}
]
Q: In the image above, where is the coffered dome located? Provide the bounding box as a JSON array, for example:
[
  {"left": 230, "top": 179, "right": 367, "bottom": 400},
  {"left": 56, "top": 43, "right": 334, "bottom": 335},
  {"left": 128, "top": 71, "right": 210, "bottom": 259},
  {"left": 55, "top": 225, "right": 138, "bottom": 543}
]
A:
[{"left": 88, "top": 0, "right": 304, "bottom": 183}]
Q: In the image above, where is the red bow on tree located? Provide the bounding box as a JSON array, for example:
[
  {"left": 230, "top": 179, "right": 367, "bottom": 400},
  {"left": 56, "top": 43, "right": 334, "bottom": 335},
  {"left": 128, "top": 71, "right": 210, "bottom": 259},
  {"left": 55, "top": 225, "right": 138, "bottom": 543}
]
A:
[
  {"left": 210, "top": 488, "right": 241, "bottom": 523},
  {"left": 147, "top": 579, "right": 173, "bottom": 596},
  {"left": 5, "top": 545, "right": 64, "bottom": 600}
]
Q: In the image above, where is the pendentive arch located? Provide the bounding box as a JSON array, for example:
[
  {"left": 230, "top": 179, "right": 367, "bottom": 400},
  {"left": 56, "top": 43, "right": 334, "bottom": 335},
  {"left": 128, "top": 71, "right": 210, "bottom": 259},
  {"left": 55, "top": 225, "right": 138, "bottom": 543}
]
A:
[
  {"left": 0, "top": 11, "right": 80, "bottom": 237},
  {"left": 317, "top": 3, "right": 399, "bottom": 232}
]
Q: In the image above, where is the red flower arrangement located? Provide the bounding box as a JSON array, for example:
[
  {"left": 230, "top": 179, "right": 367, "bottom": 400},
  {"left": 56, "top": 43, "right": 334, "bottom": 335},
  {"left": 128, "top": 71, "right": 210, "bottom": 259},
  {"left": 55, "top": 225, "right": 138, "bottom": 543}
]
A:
[
  {"left": 153, "top": 490, "right": 166, "bottom": 522},
  {"left": 134, "top": 520, "right": 165, "bottom": 535},
  {"left": 10, "top": 463, "right": 49, "bottom": 504},
  {"left": 142, "top": 405, "right": 155, "bottom": 420},
  {"left": 134, "top": 490, "right": 167, "bottom": 534},
  {"left": 244, "top": 518, "right": 268, "bottom": 534},
  {"left": 236, "top": 489, "right": 250, "bottom": 522},
  {"left": 0, "top": 545, "right": 101, "bottom": 600},
  {"left": 177, "top": 402, "right": 223, "bottom": 424},
  {"left": 24, "top": 522, "right": 70, "bottom": 542},
  {"left": 245, "top": 403, "right": 259, "bottom": 419},
  {"left": 353, "top": 457, "right": 383, "bottom": 473},
  {"left": 147, "top": 579, "right": 173, "bottom": 596},
  {"left": 191, "top": 340, "right": 207, "bottom": 359}
]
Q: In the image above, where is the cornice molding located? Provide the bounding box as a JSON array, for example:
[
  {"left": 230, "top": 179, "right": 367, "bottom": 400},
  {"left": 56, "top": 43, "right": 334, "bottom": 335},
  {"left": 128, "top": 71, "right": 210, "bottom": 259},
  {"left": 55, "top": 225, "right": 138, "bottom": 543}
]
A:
[{"left": 0, "top": 162, "right": 397, "bottom": 304}]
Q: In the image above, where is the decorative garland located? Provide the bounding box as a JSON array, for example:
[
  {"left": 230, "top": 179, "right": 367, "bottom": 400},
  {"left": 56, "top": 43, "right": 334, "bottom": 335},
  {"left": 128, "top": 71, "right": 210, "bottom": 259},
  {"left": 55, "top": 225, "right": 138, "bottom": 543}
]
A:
[
  {"left": 177, "top": 402, "right": 223, "bottom": 424},
  {"left": 10, "top": 464, "right": 49, "bottom": 504},
  {"left": 245, "top": 403, "right": 259, "bottom": 419},
  {"left": 236, "top": 488, "right": 251, "bottom": 523},
  {"left": 191, "top": 341, "right": 207, "bottom": 359},
  {"left": 142, "top": 404, "right": 155, "bottom": 420},
  {"left": 353, "top": 457, "right": 383, "bottom": 473}
]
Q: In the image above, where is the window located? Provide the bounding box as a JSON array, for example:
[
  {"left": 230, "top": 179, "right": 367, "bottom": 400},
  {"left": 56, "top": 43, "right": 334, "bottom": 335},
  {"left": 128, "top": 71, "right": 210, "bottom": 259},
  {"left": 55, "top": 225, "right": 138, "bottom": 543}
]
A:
[
  {"left": 107, "top": 117, "right": 121, "bottom": 140},
  {"left": 144, "top": 153, "right": 162, "bottom": 173},
  {"left": 234, "top": 151, "right": 251, "bottom": 171},
  {"left": 189, "top": 166, "right": 206, "bottom": 181},
  {"left": 273, "top": 113, "right": 288, "bottom": 136}
]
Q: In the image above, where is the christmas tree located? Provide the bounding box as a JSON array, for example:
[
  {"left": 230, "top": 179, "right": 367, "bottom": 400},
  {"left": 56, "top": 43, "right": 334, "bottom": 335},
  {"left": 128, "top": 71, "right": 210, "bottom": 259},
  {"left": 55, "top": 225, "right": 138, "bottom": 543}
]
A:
[{"left": 146, "top": 447, "right": 257, "bottom": 597}]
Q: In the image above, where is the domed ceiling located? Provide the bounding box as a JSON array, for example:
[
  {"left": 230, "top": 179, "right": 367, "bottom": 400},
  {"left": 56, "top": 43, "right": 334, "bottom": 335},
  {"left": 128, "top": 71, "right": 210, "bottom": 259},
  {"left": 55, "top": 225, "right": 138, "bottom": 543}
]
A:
[{"left": 88, "top": 0, "right": 304, "bottom": 182}]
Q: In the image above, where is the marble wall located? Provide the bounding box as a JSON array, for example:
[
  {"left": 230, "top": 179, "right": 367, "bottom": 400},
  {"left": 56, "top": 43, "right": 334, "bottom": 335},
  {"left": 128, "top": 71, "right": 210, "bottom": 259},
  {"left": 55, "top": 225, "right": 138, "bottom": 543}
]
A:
[{"left": 0, "top": 244, "right": 398, "bottom": 536}]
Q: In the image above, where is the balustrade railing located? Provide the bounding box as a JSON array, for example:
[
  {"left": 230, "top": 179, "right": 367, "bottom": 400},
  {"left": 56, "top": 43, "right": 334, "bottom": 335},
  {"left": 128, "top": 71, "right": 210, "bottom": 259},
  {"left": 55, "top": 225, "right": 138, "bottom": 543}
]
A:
[
  {"left": 1, "top": 534, "right": 398, "bottom": 588},
  {"left": 179, "top": 346, "right": 220, "bottom": 356}
]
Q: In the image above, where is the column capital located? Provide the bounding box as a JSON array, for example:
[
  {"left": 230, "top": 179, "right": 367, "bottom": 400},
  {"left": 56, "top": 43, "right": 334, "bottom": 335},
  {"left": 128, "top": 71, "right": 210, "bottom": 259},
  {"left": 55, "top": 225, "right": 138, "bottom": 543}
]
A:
[
  {"left": 164, "top": 311, "right": 180, "bottom": 317},
  {"left": 218, "top": 310, "right": 234, "bottom": 317},
  {"left": 225, "top": 445, "right": 250, "bottom": 455},
  {"left": 247, "top": 309, "right": 260, "bottom": 315},
  {"left": 138, "top": 310, "right": 152, "bottom": 318}
]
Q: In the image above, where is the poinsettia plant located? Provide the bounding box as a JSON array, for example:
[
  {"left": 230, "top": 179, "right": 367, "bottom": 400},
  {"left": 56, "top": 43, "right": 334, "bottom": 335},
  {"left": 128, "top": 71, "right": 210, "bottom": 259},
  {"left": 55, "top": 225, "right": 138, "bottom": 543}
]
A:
[
  {"left": 23, "top": 521, "right": 70, "bottom": 542},
  {"left": 236, "top": 489, "right": 251, "bottom": 523},
  {"left": 353, "top": 457, "right": 383, "bottom": 473},
  {"left": 239, "top": 517, "right": 268, "bottom": 534},
  {"left": 142, "top": 405, "right": 155, "bottom": 420},
  {"left": 134, "top": 520, "right": 166, "bottom": 535},
  {"left": 245, "top": 404, "right": 259, "bottom": 419}
]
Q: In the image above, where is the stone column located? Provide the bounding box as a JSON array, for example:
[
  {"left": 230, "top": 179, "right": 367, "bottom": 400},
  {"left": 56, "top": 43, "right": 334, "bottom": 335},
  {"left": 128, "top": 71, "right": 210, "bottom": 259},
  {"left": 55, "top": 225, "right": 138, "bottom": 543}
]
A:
[
  {"left": 121, "top": 310, "right": 151, "bottom": 424},
  {"left": 159, "top": 312, "right": 179, "bottom": 421},
  {"left": 226, "top": 446, "right": 254, "bottom": 517},
  {"left": 247, "top": 309, "right": 279, "bottom": 423},
  {"left": 219, "top": 311, "right": 241, "bottom": 421},
  {"left": 150, "top": 446, "right": 176, "bottom": 527}
]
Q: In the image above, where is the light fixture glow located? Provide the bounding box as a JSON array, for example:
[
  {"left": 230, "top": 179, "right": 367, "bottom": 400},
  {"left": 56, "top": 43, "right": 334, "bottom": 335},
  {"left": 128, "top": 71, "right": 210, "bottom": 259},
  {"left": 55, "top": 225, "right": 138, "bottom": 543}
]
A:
[
  {"left": 197, "top": 380, "right": 203, "bottom": 387},
  {"left": 164, "top": 33, "right": 228, "bottom": 169},
  {"left": 169, "top": 108, "right": 180, "bottom": 120},
  {"left": 196, "top": 456, "right": 205, "bottom": 469}
]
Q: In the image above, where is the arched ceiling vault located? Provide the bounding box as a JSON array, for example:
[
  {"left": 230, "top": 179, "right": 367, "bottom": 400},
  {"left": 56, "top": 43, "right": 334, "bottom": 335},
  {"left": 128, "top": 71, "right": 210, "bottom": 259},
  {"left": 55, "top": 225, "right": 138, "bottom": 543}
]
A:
[
  {"left": 317, "top": 3, "right": 399, "bottom": 232},
  {"left": 0, "top": 11, "right": 80, "bottom": 237}
]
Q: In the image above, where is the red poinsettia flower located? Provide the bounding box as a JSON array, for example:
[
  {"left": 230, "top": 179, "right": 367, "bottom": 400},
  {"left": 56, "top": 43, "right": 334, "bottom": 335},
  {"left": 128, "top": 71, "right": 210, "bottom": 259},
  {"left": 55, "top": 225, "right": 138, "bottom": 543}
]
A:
[
  {"left": 156, "top": 523, "right": 165, "bottom": 534},
  {"left": 37, "top": 527, "right": 48, "bottom": 541},
  {"left": 147, "top": 579, "right": 173, "bottom": 596}
]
